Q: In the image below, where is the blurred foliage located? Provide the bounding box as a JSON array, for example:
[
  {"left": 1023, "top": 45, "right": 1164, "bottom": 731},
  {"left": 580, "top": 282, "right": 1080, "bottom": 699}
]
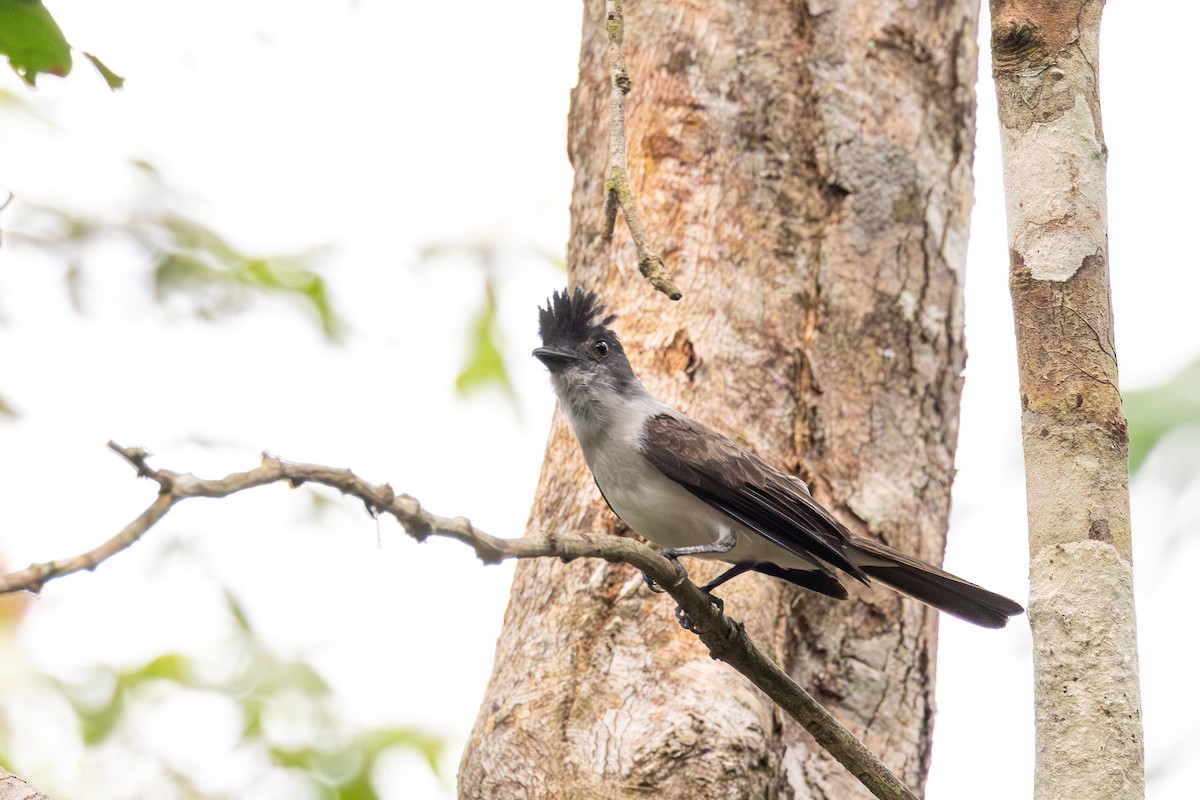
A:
[
  {"left": 417, "top": 239, "right": 513, "bottom": 406},
  {"left": 16, "top": 160, "right": 341, "bottom": 340},
  {"left": 455, "top": 279, "right": 514, "bottom": 401},
  {"left": 1125, "top": 357, "right": 1200, "bottom": 474},
  {"left": 0, "top": 11, "right": 523, "bottom": 799},
  {"left": 418, "top": 234, "right": 564, "bottom": 410},
  {"left": 0, "top": 0, "right": 122, "bottom": 88},
  {"left": 2, "top": 588, "right": 444, "bottom": 799},
  {"left": 150, "top": 214, "right": 339, "bottom": 339}
]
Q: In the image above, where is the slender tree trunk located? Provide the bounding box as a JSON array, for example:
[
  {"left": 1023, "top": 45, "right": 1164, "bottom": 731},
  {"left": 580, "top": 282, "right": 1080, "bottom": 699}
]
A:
[
  {"left": 461, "top": 1, "right": 981, "bottom": 796},
  {"left": 989, "top": 2, "right": 1144, "bottom": 799}
]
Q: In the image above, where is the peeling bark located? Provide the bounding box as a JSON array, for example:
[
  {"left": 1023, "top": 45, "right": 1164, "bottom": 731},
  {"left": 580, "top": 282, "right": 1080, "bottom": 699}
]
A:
[
  {"left": 990, "top": 1, "right": 1144, "bottom": 798},
  {"left": 462, "top": 1, "right": 982, "bottom": 796}
]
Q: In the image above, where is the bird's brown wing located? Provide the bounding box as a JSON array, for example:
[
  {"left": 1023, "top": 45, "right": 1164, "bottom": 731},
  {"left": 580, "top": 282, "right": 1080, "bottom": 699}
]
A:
[
  {"left": 638, "top": 413, "right": 868, "bottom": 583},
  {"left": 639, "top": 413, "right": 1024, "bottom": 627}
]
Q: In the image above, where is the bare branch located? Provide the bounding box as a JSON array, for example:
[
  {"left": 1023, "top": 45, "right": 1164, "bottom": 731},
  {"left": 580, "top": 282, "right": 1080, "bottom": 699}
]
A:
[
  {"left": 0, "top": 767, "right": 50, "bottom": 800},
  {"left": 602, "top": 0, "right": 681, "bottom": 301},
  {"left": 0, "top": 443, "right": 916, "bottom": 800}
]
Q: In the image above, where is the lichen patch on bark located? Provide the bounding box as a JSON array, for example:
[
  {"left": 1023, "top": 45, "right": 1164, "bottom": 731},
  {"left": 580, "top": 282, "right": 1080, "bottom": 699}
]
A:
[{"left": 1000, "top": 96, "right": 1106, "bottom": 282}]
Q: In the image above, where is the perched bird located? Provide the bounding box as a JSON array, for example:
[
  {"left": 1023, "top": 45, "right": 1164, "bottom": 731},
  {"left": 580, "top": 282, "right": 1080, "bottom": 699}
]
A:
[{"left": 533, "top": 287, "right": 1024, "bottom": 628}]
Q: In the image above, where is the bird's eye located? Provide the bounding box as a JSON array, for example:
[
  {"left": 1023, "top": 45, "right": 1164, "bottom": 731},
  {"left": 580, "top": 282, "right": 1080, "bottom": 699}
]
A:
[{"left": 593, "top": 340, "right": 609, "bottom": 358}]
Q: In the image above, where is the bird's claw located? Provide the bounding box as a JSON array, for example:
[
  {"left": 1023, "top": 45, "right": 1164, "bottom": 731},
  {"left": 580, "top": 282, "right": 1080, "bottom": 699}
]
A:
[
  {"left": 706, "top": 592, "right": 725, "bottom": 615},
  {"left": 641, "top": 555, "right": 724, "bottom": 630},
  {"left": 641, "top": 570, "right": 667, "bottom": 593},
  {"left": 641, "top": 554, "right": 689, "bottom": 594},
  {"left": 675, "top": 605, "right": 695, "bottom": 630},
  {"left": 674, "top": 591, "right": 724, "bottom": 631}
]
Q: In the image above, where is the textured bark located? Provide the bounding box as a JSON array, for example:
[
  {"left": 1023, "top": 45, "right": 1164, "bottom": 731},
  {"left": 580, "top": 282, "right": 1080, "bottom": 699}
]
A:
[
  {"left": 990, "top": 1, "right": 1144, "bottom": 799},
  {"left": 0, "top": 769, "right": 50, "bottom": 800},
  {"left": 462, "top": 1, "right": 981, "bottom": 797}
]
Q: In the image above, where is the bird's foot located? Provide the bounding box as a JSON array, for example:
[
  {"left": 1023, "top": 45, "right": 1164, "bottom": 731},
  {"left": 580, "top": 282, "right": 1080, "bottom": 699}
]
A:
[
  {"left": 674, "top": 590, "right": 724, "bottom": 631},
  {"left": 640, "top": 553, "right": 689, "bottom": 594},
  {"left": 640, "top": 570, "right": 667, "bottom": 593}
]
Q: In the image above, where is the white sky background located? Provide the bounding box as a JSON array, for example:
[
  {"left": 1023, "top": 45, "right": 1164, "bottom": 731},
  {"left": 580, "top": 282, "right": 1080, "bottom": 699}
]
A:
[{"left": 1, "top": 1, "right": 1197, "bottom": 798}]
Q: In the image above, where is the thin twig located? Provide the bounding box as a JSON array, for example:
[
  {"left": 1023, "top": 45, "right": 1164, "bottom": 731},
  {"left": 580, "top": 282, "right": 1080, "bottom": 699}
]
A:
[
  {"left": 602, "top": 0, "right": 681, "bottom": 301},
  {"left": 0, "top": 443, "right": 917, "bottom": 800}
]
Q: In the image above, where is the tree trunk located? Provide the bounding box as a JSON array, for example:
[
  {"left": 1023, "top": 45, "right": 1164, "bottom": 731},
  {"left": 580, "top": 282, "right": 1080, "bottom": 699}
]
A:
[
  {"left": 461, "top": 0, "right": 981, "bottom": 796},
  {"left": 989, "top": 1, "right": 1144, "bottom": 798}
]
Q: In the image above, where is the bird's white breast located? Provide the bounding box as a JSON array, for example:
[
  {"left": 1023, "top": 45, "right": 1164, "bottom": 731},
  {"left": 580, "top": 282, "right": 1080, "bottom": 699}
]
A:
[{"left": 574, "top": 398, "right": 817, "bottom": 571}]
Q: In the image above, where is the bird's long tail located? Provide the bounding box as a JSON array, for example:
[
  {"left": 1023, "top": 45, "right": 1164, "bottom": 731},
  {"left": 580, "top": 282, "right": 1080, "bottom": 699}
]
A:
[{"left": 849, "top": 536, "right": 1024, "bottom": 629}]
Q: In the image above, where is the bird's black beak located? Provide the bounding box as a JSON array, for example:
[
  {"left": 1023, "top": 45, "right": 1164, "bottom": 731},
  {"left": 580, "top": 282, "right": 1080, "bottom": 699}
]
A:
[{"left": 533, "top": 346, "right": 578, "bottom": 368}]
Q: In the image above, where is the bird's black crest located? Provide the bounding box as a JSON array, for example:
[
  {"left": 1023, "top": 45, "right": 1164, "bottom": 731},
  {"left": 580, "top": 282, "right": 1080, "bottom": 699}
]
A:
[{"left": 538, "top": 287, "right": 617, "bottom": 348}]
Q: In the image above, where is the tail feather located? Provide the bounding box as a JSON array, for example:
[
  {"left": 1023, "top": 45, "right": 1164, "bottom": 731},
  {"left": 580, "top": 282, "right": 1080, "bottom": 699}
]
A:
[
  {"left": 850, "top": 537, "right": 1024, "bottom": 629},
  {"left": 750, "top": 562, "right": 849, "bottom": 600}
]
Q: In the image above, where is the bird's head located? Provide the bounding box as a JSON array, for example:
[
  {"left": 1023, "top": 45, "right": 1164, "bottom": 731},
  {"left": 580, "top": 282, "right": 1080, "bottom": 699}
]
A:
[{"left": 533, "top": 287, "right": 643, "bottom": 418}]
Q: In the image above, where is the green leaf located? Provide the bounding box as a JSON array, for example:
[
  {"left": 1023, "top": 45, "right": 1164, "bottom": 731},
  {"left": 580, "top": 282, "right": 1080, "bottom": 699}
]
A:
[
  {"left": 1125, "top": 357, "right": 1200, "bottom": 473},
  {"left": 299, "top": 272, "right": 338, "bottom": 340},
  {"left": 83, "top": 50, "right": 122, "bottom": 89},
  {"left": 455, "top": 282, "right": 514, "bottom": 400},
  {"left": 0, "top": 0, "right": 71, "bottom": 85},
  {"left": 150, "top": 214, "right": 341, "bottom": 339},
  {"left": 237, "top": 257, "right": 339, "bottom": 339}
]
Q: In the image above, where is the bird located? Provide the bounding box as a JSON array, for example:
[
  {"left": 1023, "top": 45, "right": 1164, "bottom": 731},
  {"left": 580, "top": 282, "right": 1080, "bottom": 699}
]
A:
[{"left": 532, "top": 286, "right": 1024, "bottom": 629}]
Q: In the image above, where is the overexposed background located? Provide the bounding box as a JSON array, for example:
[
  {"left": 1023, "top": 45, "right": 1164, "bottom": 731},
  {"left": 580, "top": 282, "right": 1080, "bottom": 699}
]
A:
[{"left": 1, "top": 2, "right": 1196, "bottom": 798}]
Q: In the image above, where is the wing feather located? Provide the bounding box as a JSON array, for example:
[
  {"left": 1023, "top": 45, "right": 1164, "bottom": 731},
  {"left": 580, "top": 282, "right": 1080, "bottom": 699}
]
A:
[{"left": 639, "top": 413, "right": 868, "bottom": 583}]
